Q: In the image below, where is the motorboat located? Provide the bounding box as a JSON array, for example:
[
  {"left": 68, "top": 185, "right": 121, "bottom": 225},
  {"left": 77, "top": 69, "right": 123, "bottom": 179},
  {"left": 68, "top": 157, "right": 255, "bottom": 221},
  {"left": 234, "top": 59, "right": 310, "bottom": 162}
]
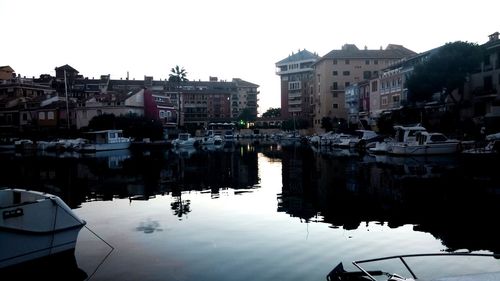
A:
[
  {"left": 172, "top": 133, "right": 197, "bottom": 148},
  {"left": 462, "top": 132, "right": 500, "bottom": 157},
  {"left": 389, "top": 132, "right": 460, "bottom": 156},
  {"left": 327, "top": 252, "right": 500, "bottom": 281},
  {"left": 369, "top": 124, "right": 427, "bottom": 154},
  {"left": 80, "top": 129, "right": 131, "bottom": 152},
  {"left": 0, "top": 188, "right": 86, "bottom": 269}
]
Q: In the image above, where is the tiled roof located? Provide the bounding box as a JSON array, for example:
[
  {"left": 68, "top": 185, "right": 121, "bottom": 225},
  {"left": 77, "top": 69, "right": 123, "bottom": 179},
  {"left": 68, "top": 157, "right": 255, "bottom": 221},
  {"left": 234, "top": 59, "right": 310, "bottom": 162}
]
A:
[
  {"left": 320, "top": 44, "right": 416, "bottom": 61},
  {"left": 232, "top": 78, "right": 259, "bottom": 88},
  {"left": 276, "top": 49, "right": 320, "bottom": 65},
  {"left": 55, "top": 64, "right": 78, "bottom": 73}
]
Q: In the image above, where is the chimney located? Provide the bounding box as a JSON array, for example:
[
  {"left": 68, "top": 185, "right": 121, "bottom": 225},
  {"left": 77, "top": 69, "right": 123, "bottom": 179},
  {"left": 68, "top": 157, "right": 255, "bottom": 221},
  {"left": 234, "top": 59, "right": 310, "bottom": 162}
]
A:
[
  {"left": 126, "top": 71, "right": 129, "bottom": 80},
  {"left": 489, "top": 32, "right": 499, "bottom": 42}
]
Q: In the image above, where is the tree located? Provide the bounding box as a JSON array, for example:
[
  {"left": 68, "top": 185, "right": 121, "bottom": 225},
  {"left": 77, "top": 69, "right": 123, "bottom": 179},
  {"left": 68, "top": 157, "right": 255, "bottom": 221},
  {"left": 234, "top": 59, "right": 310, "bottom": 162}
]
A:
[
  {"left": 87, "top": 113, "right": 164, "bottom": 140},
  {"left": 238, "top": 108, "right": 256, "bottom": 122},
  {"left": 168, "top": 65, "right": 188, "bottom": 83},
  {"left": 262, "top": 107, "right": 281, "bottom": 118},
  {"left": 406, "top": 41, "right": 483, "bottom": 105}
]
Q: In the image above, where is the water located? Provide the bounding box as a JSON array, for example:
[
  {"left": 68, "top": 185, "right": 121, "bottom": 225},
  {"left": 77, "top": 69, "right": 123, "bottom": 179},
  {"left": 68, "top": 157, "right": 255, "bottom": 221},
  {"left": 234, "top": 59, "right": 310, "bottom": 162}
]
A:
[{"left": 1, "top": 143, "right": 500, "bottom": 280}]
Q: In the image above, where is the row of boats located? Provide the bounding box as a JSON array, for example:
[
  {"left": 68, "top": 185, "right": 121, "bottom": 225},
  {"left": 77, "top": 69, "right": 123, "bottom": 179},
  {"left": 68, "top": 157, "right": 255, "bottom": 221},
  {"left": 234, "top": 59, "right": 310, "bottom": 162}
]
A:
[
  {"left": 5, "top": 129, "right": 132, "bottom": 153},
  {"left": 302, "top": 124, "right": 500, "bottom": 157}
]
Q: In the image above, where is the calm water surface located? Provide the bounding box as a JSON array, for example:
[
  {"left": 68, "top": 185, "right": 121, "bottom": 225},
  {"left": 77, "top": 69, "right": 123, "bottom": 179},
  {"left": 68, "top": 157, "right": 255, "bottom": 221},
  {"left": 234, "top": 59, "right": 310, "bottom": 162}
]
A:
[{"left": 1, "top": 142, "right": 500, "bottom": 280}]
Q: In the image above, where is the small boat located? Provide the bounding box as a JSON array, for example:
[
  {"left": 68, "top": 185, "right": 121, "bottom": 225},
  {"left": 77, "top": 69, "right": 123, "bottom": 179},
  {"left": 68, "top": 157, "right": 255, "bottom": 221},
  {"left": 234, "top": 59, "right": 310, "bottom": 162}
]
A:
[
  {"left": 80, "top": 129, "right": 131, "bottom": 152},
  {"left": 0, "top": 188, "right": 86, "bottom": 269},
  {"left": 327, "top": 252, "right": 500, "bottom": 281},
  {"left": 369, "top": 124, "right": 427, "bottom": 154},
  {"left": 389, "top": 132, "right": 460, "bottom": 156},
  {"left": 462, "top": 132, "right": 500, "bottom": 157},
  {"left": 172, "top": 133, "right": 197, "bottom": 148}
]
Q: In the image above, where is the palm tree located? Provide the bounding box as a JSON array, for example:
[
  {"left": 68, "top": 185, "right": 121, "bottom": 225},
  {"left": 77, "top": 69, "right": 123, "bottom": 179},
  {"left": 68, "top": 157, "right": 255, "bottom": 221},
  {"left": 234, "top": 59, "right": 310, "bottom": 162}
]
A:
[{"left": 168, "top": 65, "right": 188, "bottom": 83}]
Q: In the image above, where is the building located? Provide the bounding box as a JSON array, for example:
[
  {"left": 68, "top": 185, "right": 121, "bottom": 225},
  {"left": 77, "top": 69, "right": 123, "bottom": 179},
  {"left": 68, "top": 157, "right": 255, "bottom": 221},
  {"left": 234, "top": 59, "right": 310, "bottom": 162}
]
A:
[
  {"left": 75, "top": 89, "right": 145, "bottom": 129},
  {"left": 465, "top": 32, "right": 500, "bottom": 129},
  {"left": 0, "top": 75, "right": 57, "bottom": 133},
  {"left": 0, "top": 66, "right": 15, "bottom": 81},
  {"left": 312, "top": 44, "right": 416, "bottom": 132},
  {"left": 276, "top": 49, "right": 319, "bottom": 123},
  {"left": 232, "top": 78, "right": 259, "bottom": 120}
]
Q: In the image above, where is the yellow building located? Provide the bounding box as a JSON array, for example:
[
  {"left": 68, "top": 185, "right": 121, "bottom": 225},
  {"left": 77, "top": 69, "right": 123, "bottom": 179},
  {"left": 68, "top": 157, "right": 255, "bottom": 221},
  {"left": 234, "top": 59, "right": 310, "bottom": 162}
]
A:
[{"left": 312, "top": 44, "right": 415, "bottom": 132}]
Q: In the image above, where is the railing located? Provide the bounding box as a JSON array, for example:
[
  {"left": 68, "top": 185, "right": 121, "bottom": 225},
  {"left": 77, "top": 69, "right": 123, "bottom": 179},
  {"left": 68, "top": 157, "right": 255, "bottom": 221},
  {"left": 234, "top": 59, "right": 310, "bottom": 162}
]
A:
[{"left": 351, "top": 252, "right": 500, "bottom": 281}]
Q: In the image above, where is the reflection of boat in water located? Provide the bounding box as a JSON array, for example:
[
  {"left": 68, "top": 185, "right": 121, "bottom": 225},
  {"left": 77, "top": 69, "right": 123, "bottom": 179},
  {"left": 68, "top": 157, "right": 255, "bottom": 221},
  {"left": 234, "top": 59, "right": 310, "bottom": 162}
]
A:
[
  {"left": 328, "top": 252, "right": 500, "bottom": 281},
  {"left": 0, "top": 248, "right": 88, "bottom": 280},
  {"left": 0, "top": 188, "right": 86, "bottom": 269},
  {"left": 82, "top": 149, "right": 131, "bottom": 169},
  {"left": 171, "top": 146, "right": 197, "bottom": 158}
]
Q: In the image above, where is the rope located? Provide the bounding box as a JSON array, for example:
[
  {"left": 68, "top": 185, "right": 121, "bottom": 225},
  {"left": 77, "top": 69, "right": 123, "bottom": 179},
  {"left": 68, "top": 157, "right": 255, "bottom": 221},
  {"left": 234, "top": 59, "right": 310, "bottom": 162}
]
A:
[
  {"left": 49, "top": 199, "right": 59, "bottom": 256},
  {"left": 84, "top": 225, "right": 115, "bottom": 281},
  {"left": 49, "top": 197, "right": 115, "bottom": 281}
]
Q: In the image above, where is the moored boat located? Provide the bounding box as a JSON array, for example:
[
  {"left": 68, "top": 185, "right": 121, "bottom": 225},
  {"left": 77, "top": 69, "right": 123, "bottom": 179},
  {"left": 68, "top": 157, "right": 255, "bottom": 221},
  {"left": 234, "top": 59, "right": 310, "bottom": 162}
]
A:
[
  {"left": 327, "top": 252, "right": 500, "bottom": 281},
  {"left": 389, "top": 132, "right": 460, "bottom": 156},
  {"left": 172, "top": 133, "right": 197, "bottom": 148},
  {"left": 80, "top": 129, "right": 131, "bottom": 152},
  {"left": 0, "top": 188, "right": 86, "bottom": 269}
]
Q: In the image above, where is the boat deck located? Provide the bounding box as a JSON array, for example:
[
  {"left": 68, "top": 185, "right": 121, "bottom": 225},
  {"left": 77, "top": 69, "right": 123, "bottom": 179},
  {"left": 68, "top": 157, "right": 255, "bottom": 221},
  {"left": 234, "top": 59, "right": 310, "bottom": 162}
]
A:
[{"left": 432, "top": 271, "right": 500, "bottom": 281}]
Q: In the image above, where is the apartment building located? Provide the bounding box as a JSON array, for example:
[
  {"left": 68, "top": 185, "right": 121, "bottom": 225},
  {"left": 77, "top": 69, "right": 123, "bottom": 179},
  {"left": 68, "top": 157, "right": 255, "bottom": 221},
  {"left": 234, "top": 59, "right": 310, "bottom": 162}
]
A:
[
  {"left": 465, "top": 32, "right": 500, "bottom": 124},
  {"left": 276, "top": 49, "right": 319, "bottom": 123},
  {"left": 313, "top": 44, "right": 415, "bottom": 132},
  {"left": 232, "top": 78, "right": 259, "bottom": 120}
]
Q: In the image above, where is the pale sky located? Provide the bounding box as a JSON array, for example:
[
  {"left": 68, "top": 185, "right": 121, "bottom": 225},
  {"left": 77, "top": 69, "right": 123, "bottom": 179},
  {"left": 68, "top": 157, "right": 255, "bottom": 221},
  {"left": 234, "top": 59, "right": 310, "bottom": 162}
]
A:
[{"left": 1, "top": 0, "right": 498, "bottom": 115}]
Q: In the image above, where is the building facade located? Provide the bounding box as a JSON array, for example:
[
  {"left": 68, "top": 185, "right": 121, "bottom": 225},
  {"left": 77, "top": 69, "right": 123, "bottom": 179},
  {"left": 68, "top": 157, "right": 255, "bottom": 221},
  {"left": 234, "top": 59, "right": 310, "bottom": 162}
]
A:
[
  {"left": 312, "top": 44, "right": 416, "bottom": 132},
  {"left": 276, "top": 49, "right": 319, "bottom": 123},
  {"left": 465, "top": 32, "right": 500, "bottom": 127}
]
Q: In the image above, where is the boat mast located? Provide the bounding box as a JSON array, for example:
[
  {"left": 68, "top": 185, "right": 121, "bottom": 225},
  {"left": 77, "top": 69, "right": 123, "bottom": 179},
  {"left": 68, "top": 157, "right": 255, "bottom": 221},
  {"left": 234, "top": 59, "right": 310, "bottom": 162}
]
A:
[{"left": 64, "top": 69, "right": 70, "bottom": 129}]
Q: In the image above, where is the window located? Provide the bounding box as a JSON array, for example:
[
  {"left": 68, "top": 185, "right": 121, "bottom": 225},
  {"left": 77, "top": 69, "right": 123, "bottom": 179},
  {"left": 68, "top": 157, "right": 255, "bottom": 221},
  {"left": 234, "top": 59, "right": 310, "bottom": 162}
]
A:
[
  {"left": 332, "top": 71, "right": 338, "bottom": 76},
  {"left": 363, "top": 71, "right": 371, "bottom": 79},
  {"left": 332, "top": 82, "right": 338, "bottom": 90},
  {"left": 343, "top": 71, "right": 350, "bottom": 76},
  {"left": 333, "top": 92, "right": 338, "bottom": 98},
  {"left": 333, "top": 59, "right": 337, "bottom": 65},
  {"left": 374, "top": 60, "right": 378, "bottom": 65},
  {"left": 288, "top": 81, "right": 301, "bottom": 90},
  {"left": 38, "top": 112, "right": 45, "bottom": 120},
  {"left": 345, "top": 59, "right": 350, "bottom": 65},
  {"left": 333, "top": 103, "right": 338, "bottom": 109},
  {"left": 47, "top": 111, "right": 54, "bottom": 120},
  {"left": 365, "top": 60, "right": 370, "bottom": 65},
  {"left": 393, "top": 95, "right": 400, "bottom": 103},
  {"left": 484, "top": 76, "right": 493, "bottom": 90},
  {"left": 371, "top": 81, "right": 378, "bottom": 92},
  {"left": 381, "top": 96, "right": 388, "bottom": 106},
  {"left": 345, "top": 82, "right": 350, "bottom": 87},
  {"left": 22, "top": 113, "right": 28, "bottom": 121}
]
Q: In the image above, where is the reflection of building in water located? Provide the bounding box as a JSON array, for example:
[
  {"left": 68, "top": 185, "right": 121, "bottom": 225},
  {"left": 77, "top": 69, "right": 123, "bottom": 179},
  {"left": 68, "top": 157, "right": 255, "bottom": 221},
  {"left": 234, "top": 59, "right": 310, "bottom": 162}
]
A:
[
  {"left": 278, "top": 148, "right": 319, "bottom": 222},
  {"left": 168, "top": 145, "right": 259, "bottom": 195}
]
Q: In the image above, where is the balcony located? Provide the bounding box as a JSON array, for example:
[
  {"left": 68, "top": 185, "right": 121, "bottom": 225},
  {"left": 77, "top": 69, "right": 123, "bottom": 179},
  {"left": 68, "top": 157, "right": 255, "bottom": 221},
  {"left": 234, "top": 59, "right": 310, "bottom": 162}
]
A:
[{"left": 473, "top": 86, "right": 498, "bottom": 100}]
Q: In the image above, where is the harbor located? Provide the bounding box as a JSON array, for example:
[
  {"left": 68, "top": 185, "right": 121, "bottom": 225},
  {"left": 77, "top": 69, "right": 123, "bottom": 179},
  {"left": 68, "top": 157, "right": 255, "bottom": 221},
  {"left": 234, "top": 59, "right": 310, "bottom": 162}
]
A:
[{"left": 1, "top": 142, "right": 500, "bottom": 280}]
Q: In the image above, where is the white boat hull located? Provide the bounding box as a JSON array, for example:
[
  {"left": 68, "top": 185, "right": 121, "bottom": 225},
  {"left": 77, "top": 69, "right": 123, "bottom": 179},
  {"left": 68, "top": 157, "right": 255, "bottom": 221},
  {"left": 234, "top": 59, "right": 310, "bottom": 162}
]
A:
[
  {"left": 0, "top": 226, "right": 82, "bottom": 268},
  {"left": 390, "top": 142, "right": 459, "bottom": 155},
  {"left": 0, "top": 189, "right": 86, "bottom": 269}
]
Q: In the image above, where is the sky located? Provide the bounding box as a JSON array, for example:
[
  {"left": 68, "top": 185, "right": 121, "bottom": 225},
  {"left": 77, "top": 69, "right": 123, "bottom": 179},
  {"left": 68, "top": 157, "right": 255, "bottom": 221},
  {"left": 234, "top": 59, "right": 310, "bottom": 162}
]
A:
[{"left": 1, "top": 0, "right": 498, "bottom": 115}]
